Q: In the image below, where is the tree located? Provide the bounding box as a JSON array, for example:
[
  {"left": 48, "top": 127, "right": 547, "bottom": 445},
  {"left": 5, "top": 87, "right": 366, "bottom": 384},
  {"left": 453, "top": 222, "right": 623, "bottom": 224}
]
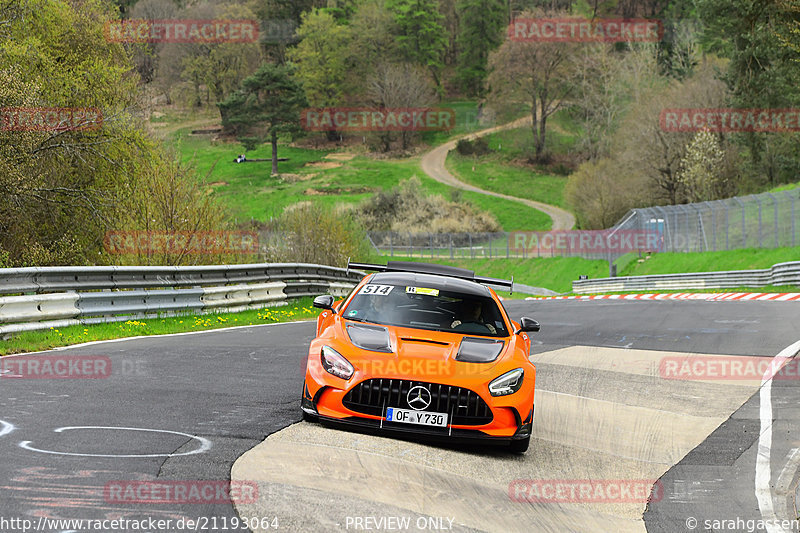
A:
[
  {"left": 571, "top": 44, "right": 662, "bottom": 160},
  {"left": 365, "top": 63, "right": 437, "bottom": 151},
  {"left": 387, "top": 0, "right": 448, "bottom": 93},
  {"left": 129, "top": 0, "right": 178, "bottom": 84},
  {"left": 218, "top": 63, "right": 307, "bottom": 175},
  {"left": 287, "top": 9, "right": 351, "bottom": 140},
  {"left": 348, "top": 0, "right": 399, "bottom": 83},
  {"left": 699, "top": 0, "right": 799, "bottom": 179},
  {"left": 488, "top": 9, "right": 579, "bottom": 161},
  {"left": 677, "top": 130, "right": 727, "bottom": 203},
  {"left": 0, "top": 0, "right": 221, "bottom": 266},
  {"left": 565, "top": 158, "right": 642, "bottom": 229},
  {"left": 456, "top": 0, "right": 506, "bottom": 97}
]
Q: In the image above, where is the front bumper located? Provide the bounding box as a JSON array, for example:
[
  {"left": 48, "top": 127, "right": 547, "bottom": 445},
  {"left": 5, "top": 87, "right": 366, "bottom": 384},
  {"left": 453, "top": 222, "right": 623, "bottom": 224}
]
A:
[{"left": 302, "top": 382, "right": 533, "bottom": 445}]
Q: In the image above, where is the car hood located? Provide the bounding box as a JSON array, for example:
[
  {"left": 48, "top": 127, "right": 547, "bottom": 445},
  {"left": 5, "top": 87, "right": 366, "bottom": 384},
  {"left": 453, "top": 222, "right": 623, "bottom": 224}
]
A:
[{"left": 338, "top": 319, "right": 511, "bottom": 378}]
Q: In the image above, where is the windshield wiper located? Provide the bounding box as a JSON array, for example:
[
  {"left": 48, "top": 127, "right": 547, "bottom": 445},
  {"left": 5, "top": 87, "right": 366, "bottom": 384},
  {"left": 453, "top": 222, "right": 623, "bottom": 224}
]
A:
[{"left": 345, "top": 316, "right": 379, "bottom": 324}]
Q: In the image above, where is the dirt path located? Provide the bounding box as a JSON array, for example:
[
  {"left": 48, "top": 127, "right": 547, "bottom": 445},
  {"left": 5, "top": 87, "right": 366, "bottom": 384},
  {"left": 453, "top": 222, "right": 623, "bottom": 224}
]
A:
[{"left": 420, "top": 116, "right": 576, "bottom": 230}]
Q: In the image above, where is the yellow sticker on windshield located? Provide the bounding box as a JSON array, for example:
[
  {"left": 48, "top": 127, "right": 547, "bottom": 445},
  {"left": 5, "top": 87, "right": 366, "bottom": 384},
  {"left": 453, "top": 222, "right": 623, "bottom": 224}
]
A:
[{"left": 406, "top": 286, "right": 439, "bottom": 296}]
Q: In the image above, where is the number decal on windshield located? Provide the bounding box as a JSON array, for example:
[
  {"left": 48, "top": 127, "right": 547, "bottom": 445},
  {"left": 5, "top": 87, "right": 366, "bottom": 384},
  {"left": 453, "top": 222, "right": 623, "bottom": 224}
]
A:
[{"left": 359, "top": 284, "right": 394, "bottom": 295}]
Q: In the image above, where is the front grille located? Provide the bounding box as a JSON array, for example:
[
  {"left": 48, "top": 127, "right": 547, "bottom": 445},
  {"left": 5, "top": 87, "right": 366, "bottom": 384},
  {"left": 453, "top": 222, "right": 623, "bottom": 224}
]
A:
[{"left": 342, "top": 379, "right": 493, "bottom": 426}]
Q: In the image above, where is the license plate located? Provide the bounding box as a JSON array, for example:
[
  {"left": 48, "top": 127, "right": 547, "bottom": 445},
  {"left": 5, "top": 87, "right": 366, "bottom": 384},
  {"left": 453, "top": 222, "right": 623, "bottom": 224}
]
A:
[{"left": 385, "top": 407, "right": 448, "bottom": 427}]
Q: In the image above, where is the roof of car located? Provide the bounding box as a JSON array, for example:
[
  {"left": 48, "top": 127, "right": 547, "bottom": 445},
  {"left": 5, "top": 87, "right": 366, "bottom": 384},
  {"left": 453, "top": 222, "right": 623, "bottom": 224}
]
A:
[{"left": 369, "top": 271, "right": 492, "bottom": 298}]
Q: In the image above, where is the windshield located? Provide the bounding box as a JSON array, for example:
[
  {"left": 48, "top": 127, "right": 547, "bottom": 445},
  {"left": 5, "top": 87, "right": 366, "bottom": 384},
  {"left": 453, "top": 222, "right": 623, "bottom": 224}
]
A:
[{"left": 342, "top": 283, "right": 509, "bottom": 337}]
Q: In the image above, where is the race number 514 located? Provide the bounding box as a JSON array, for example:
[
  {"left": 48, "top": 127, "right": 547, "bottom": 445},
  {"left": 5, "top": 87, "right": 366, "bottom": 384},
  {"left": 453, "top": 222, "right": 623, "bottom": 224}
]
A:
[{"left": 359, "top": 284, "right": 394, "bottom": 295}]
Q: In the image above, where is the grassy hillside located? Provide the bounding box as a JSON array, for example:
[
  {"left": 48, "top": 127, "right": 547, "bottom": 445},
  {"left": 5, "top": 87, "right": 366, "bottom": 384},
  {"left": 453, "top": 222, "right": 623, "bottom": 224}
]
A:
[
  {"left": 617, "top": 247, "right": 800, "bottom": 276},
  {"left": 168, "top": 125, "right": 553, "bottom": 229}
]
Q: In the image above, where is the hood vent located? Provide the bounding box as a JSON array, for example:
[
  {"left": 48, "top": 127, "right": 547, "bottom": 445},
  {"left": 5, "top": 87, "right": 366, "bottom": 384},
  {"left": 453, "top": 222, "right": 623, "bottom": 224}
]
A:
[{"left": 400, "top": 337, "right": 449, "bottom": 346}]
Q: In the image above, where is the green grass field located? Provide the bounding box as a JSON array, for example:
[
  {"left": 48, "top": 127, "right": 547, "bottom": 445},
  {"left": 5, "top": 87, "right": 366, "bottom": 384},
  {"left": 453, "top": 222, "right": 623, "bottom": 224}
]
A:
[
  {"left": 447, "top": 154, "right": 568, "bottom": 208},
  {"left": 379, "top": 245, "right": 800, "bottom": 293},
  {"left": 617, "top": 247, "right": 800, "bottom": 276},
  {"left": 168, "top": 124, "right": 553, "bottom": 230}
]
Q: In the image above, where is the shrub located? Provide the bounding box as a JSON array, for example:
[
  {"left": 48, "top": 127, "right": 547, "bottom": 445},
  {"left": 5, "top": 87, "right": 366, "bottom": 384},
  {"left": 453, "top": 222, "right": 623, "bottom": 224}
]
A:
[
  {"left": 354, "top": 177, "right": 501, "bottom": 234},
  {"left": 266, "top": 203, "right": 371, "bottom": 267}
]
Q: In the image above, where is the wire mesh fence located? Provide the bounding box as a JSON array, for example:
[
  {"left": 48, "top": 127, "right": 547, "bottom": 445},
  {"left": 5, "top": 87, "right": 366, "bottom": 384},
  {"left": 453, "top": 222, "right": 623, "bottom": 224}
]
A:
[
  {"left": 367, "top": 188, "right": 800, "bottom": 262},
  {"left": 611, "top": 189, "right": 800, "bottom": 253}
]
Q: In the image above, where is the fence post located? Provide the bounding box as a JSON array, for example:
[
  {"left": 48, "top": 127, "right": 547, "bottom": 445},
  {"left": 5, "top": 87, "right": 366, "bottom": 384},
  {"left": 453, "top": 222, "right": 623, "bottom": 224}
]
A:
[
  {"left": 429, "top": 233, "right": 433, "bottom": 258},
  {"left": 389, "top": 233, "right": 393, "bottom": 257},
  {"left": 725, "top": 203, "right": 730, "bottom": 250},
  {"left": 734, "top": 197, "right": 745, "bottom": 248},
  {"left": 756, "top": 196, "right": 763, "bottom": 248},
  {"left": 409, "top": 233, "right": 413, "bottom": 257},
  {"left": 506, "top": 232, "right": 510, "bottom": 258},
  {"left": 791, "top": 192, "right": 797, "bottom": 247},
  {"left": 449, "top": 234, "right": 453, "bottom": 259},
  {"left": 707, "top": 202, "right": 717, "bottom": 252},
  {"left": 469, "top": 233, "right": 473, "bottom": 259},
  {"left": 766, "top": 193, "right": 779, "bottom": 248}
]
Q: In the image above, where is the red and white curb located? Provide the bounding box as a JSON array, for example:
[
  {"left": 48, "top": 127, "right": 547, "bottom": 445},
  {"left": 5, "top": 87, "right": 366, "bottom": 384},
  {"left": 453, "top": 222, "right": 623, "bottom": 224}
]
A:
[{"left": 526, "top": 292, "right": 800, "bottom": 302}]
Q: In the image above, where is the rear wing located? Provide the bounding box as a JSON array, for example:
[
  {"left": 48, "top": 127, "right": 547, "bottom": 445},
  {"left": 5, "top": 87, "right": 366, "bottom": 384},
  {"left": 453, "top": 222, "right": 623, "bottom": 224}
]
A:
[{"left": 348, "top": 261, "right": 514, "bottom": 294}]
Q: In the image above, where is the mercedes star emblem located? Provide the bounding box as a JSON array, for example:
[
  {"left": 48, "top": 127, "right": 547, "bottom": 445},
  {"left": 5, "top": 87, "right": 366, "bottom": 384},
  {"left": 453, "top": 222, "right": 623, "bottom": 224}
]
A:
[{"left": 407, "top": 385, "right": 432, "bottom": 411}]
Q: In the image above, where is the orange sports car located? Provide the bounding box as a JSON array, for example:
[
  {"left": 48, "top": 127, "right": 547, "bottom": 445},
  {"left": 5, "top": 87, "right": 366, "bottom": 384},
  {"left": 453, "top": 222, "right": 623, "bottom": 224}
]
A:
[{"left": 301, "top": 261, "right": 539, "bottom": 452}]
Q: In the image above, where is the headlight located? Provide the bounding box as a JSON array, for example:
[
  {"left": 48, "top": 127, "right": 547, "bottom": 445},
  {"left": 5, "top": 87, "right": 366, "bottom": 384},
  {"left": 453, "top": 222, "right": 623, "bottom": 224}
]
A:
[
  {"left": 321, "top": 346, "right": 354, "bottom": 380},
  {"left": 488, "top": 368, "right": 524, "bottom": 397}
]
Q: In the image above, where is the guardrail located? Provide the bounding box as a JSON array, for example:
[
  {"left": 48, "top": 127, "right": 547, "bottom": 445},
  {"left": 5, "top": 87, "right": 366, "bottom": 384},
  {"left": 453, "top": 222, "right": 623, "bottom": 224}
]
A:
[
  {"left": 572, "top": 261, "right": 800, "bottom": 294},
  {"left": 0, "top": 263, "right": 363, "bottom": 336}
]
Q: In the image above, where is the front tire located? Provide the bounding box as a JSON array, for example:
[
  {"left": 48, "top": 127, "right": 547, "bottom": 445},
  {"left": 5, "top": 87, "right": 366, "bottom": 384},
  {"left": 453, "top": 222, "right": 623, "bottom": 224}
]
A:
[{"left": 509, "top": 436, "right": 530, "bottom": 453}]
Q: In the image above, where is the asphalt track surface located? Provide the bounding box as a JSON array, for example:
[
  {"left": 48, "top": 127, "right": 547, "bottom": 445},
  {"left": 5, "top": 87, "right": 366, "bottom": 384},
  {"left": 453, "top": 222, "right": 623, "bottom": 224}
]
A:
[{"left": 0, "top": 299, "right": 797, "bottom": 532}]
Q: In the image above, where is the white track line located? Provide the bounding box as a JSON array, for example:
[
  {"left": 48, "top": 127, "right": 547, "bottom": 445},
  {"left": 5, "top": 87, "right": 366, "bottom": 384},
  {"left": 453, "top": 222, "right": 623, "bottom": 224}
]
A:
[{"left": 756, "top": 339, "right": 800, "bottom": 533}]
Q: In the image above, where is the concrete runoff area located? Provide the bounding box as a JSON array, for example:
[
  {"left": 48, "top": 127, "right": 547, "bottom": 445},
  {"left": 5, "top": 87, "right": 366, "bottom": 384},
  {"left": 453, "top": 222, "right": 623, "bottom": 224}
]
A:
[{"left": 233, "top": 345, "right": 761, "bottom": 532}]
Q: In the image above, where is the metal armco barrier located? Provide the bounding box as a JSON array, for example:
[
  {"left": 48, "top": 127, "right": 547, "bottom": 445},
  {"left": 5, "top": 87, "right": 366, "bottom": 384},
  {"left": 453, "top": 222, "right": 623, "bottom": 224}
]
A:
[
  {"left": 573, "top": 261, "right": 800, "bottom": 294},
  {"left": 0, "top": 263, "right": 364, "bottom": 336}
]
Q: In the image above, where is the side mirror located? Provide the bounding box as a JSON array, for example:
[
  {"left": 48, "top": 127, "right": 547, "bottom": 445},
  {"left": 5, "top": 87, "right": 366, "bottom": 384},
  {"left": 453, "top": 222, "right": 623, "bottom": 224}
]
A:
[
  {"left": 517, "top": 317, "right": 540, "bottom": 334},
  {"left": 313, "top": 294, "right": 335, "bottom": 312}
]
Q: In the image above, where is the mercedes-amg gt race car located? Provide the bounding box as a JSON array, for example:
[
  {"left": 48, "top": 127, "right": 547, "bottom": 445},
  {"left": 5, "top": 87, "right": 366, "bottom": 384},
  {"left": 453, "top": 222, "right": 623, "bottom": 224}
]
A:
[{"left": 301, "top": 261, "right": 540, "bottom": 452}]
